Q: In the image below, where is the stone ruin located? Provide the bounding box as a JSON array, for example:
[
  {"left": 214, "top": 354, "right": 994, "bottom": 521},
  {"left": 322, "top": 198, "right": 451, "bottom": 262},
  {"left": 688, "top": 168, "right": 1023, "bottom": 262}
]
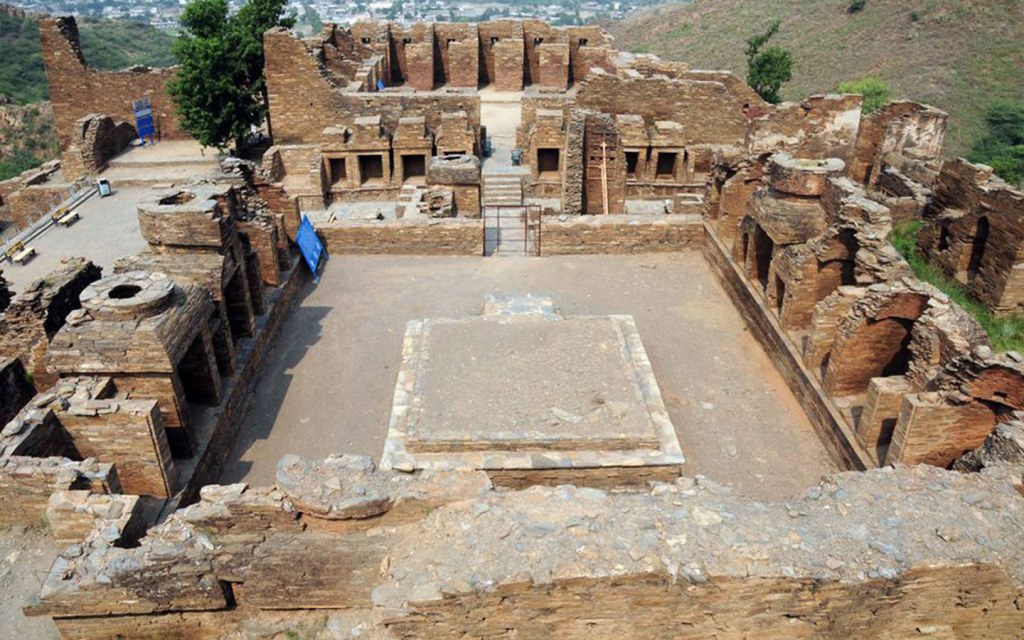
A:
[{"left": 0, "top": 15, "right": 1018, "bottom": 640}]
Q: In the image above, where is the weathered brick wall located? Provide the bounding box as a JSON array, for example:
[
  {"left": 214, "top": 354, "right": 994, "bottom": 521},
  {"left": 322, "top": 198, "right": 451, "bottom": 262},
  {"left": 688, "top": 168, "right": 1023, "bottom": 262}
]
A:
[
  {"left": 748, "top": 94, "right": 863, "bottom": 164},
  {"left": 238, "top": 218, "right": 283, "bottom": 286},
  {"left": 0, "top": 456, "right": 118, "bottom": 527},
  {"left": 539, "top": 216, "right": 705, "bottom": 254},
  {"left": 575, "top": 69, "right": 752, "bottom": 146},
  {"left": 492, "top": 40, "right": 525, "bottom": 92},
  {"left": 0, "top": 258, "right": 102, "bottom": 390},
  {"left": 61, "top": 114, "right": 136, "bottom": 181},
  {"left": 317, "top": 220, "right": 482, "bottom": 255},
  {"left": 522, "top": 20, "right": 559, "bottom": 86},
  {"left": 46, "top": 491, "right": 143, "bottom": 547},
  {"left": 918, "top": 159, "right": 1024, "bottom": 315},
  {"left": 538, "top": 43, "right": 570, "bottom": 90},
  {"left": 265, "top": 29, "right": 349, "bottom": 145},
  {"left": 434, "top": 23, "right": 476, "bottom": 86},
  {"left": 30, "top": 463, "right": 1024, "bottom": 639},
  {"left": 477, "top": 20, "right": 522, "bottom": 86},
  {"left": 566, "top": 26, "right": 612, "bottom": 83},
  {"left": 265, "top": 28, "right": 481, "bottom": 146},
  {"left": 39, "top": 17, "right": 184, "bottom": 150},
  {"left": 850, "top": 100, "right": 947, "bottom": 187},
  {"left": 447, "top": 39, "right": 480, "bottom": 88},
  {"left": 4, "top": 182, "right": 70, "bottom": 227},
  {"left": 404, "top": 41, "right": 435, "bottom": 90},
  {"left": 56, "top": 399, "right": 176, "bottom": 498}
]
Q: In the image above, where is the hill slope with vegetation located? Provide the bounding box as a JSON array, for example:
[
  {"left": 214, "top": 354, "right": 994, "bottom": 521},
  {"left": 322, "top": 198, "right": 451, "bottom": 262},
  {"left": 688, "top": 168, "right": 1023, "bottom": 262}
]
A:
[
  {"left": 609, "top": 0, "right": 1024, "bottom": 156},
  {"left": 0, "top": 5, "right": 175, "bottom": 179}
]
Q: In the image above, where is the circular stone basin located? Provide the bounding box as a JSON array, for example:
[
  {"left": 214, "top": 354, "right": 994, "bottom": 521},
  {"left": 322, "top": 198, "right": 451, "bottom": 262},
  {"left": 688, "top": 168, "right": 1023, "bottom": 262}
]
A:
[
  {"left": 769, "top": 152, "right": 846, "bottom": 197},
  {"left": 80, "top": 271, "right": 175, "bottom": 320}
]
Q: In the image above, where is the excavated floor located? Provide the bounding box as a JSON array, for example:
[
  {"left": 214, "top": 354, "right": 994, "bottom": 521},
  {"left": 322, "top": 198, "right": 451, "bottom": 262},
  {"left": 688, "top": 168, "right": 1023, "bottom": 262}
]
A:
[{"left": 220, "top": 253, "right": 838, "bottom": 500}]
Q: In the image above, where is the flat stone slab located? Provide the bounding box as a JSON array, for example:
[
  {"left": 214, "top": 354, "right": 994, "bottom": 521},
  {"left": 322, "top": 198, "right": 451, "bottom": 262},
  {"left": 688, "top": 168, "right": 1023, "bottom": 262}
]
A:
[{"left": 381, "top": 296, "right": 684, "bottom": 475}]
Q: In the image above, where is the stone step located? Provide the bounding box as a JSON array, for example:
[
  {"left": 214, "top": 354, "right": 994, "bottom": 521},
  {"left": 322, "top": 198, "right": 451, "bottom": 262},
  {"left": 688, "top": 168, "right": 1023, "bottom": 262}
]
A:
[
  {"left": 483, "top": 190, "right": 521, "bottom": 197},
  {"left": 483, "top": 198, "right": 523, "bottom": 206}
]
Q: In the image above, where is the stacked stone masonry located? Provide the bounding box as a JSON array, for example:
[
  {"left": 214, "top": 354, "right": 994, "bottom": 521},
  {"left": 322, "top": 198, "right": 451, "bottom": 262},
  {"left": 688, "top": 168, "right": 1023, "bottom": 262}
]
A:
[
  {"left": 17, "top": 16, "right": 1024, "bottom": 640},
  {"left": 22, "top": 457, "right": 1024, "bottom": 639}
]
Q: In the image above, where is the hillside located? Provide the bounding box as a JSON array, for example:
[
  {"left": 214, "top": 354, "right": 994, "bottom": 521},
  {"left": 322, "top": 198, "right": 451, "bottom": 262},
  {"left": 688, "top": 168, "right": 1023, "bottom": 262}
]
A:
[
  {"left": 0, "top": 4, "right": 176, "bottom": 179},
  {"left": 0, "top": 5, "right": 176, "bottom": 105},
  {"left": 609, "top": 0, "right": 1024, "bottom": 155}
]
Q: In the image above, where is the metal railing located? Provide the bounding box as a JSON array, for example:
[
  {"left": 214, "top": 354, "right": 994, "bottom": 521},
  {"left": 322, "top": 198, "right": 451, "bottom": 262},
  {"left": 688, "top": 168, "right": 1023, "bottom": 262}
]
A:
[
  {"left": 483, "top": 205, "right": 541, "bottom": 257},
  {"left": 1, "top": 180, "right": 96, "bottom": 261}
]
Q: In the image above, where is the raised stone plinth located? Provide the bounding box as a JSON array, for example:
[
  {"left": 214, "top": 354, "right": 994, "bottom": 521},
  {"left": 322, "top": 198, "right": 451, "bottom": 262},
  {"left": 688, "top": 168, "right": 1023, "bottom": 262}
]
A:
[{"left": 381, "top": 295, "right": 684, "bottom": 487}]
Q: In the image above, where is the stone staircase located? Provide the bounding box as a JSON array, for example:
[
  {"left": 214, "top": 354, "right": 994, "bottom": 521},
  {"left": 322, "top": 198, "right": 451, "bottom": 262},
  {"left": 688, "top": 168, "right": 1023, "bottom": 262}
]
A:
[
  {"left": 482, "top": 174, "right": 524, "bottom": 208},
  {"left": 397, "top": 184, "right": 423, "bottom": 218}
]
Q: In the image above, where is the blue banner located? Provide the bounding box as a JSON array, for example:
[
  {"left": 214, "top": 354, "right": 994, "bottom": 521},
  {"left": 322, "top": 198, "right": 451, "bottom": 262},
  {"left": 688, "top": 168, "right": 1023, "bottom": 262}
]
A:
[
  {"left": 296, "top": 215, "right": 327, "bottom": 283},
  {"left": 133, "top": 97, "right": 155, "bottom": 142}
]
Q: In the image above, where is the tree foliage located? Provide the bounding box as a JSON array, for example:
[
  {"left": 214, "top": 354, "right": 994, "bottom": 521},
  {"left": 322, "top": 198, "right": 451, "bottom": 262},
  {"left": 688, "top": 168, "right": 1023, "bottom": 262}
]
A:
[
  {"left": 837, "top": 76, "right": 892, "bottom": 114},
  {"left": 168, "top": 0, "right": 293, "bottom": 151},
  {"left": 968, "top": 101, "right": 1024, "bottom": 187},
  {"left": 744, "top": 20, "right": 792, "bottom": 104}
]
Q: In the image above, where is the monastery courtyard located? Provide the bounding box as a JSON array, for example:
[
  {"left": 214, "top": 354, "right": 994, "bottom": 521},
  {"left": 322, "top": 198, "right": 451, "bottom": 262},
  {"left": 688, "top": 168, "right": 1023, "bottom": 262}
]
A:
[{"left": 222, "top": 252, "right": 835, "bottom": 499}]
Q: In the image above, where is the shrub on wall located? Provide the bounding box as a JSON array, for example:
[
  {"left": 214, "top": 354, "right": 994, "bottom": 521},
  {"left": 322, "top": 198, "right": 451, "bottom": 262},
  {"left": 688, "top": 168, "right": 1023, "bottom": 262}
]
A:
[{"left": 836, "top": 77, "right": 893, "bottom": 114}]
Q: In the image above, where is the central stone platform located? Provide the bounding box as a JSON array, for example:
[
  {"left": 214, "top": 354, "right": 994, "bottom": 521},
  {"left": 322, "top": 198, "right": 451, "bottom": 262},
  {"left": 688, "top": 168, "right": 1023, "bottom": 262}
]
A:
[{"left": 381, "top": 295, "right": 684, "bottom": 487}]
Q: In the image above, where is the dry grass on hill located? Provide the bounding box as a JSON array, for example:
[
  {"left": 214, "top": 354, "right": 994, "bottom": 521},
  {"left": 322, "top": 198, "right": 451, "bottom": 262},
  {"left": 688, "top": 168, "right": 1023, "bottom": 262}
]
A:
[{"left": 608, "top": 0, "right": 1024, "bottom": 155}]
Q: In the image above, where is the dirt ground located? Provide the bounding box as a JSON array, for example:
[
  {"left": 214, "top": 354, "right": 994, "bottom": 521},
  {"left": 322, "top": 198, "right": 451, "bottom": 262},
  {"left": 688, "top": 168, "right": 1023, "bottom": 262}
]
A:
[
  {"left": 0, "top": 526, "right": 61, "bottom": 640},
  {"left": 222, "top": 253, "right": 837, "bottom": 500}
]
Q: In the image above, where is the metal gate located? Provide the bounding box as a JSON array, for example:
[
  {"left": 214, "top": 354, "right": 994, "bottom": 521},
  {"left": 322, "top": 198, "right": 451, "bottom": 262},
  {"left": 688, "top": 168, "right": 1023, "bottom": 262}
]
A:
[{"left": 483, "top": 205, "right": 541, "bottom": 257}]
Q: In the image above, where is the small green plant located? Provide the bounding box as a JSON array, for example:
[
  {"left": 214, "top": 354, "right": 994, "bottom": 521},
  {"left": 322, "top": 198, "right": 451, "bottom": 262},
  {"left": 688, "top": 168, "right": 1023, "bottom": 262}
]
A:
[
  {"left": 889, "top": 220, "right": 1024, "bottom": 353},
  {"left": 909, "top": 10, "right": 921, "bottom": 22},
  {"left": 837, "top": 76, "right": 893, "bottom": 114},
  {"left": 847, "top": 0, "right": 867, "bottom": 14},
  {"left": 744, "top": 20, "right": 793, "bottom": 104}
]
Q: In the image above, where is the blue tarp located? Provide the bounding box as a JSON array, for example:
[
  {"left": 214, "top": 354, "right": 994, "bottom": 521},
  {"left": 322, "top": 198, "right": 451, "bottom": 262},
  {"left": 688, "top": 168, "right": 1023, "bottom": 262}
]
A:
[{"left": 296, "top": 215, "right": 327, "bottom": 283}]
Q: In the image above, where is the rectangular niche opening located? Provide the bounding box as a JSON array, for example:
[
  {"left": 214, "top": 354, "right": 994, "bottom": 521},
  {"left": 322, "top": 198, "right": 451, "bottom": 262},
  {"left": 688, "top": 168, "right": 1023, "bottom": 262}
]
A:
[
  {"left": 402, "top": 154, "right": 426, "bottom": 182},
  {"left": 359, "top": 154, "right": 385, "bottom": 185},
  {"left": 625, "top": 151, "right": 639, "bottom": 178},
  {"left": 329, "top": 158, "right": 347, "bottom": 186},
  {"left": 537, "top": 148, "right": 560, "bottom": 177},
  {"left": 656, "top": 152, "right": 677, "bottom": 180}
]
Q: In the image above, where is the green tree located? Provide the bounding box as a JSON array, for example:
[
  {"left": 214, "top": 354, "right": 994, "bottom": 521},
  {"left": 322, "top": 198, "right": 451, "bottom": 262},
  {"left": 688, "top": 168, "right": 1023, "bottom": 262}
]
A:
[
  {"left": 168, "top": 0, "right": 293, "bottom": 151},
  {"left": 837, "top": 77, "right": 892, "bottom": 114},
  {"left": 744, "top": 20, "right": 792, "bottom": 104},
  {"left": 968, "top": 101, "right": 1024, "bottom": 187}
]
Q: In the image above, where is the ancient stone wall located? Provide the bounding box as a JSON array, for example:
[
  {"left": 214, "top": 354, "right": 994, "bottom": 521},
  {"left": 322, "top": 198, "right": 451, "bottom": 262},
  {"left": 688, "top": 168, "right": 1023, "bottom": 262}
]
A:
[
  {"left": 265, "top": 28, "right": 482, "bottom": 147},
  {"left": 39, "top": 17, "right": 184, "bottom": 150},
  {"left": 26, "top": 460, "right": 1024, "bottom": 639},
  {"left": 3, "top": 179, "right": 72, "bottom": 228},
  {"left": 317, "top": 219, "right": 482, "bottom": 255},
  {"left": 0, "top": 455, "right": 118, "bottom": 527},
  {"left": 575, "top": 69, "right": 754, "bottom": 147},
  {"left": 918, "top": 159, "right": 1024, "bottom": 315},
  {"left": 850, "top": 100, "right": 948, "bottom": 187},
  {"left": 433, "top": 23, "right": 477, "bottom": 86},
  {"left": 61, "top": 113, "right": 136, "bottom": 181},
  {"left": 748, "top": 94, "right": 863, "bottom": 164},
  {"left": 0, "top": 258, "right": 102, "bottom": 390},
  {"left": 541, "top": 215, "right": 703, "bottom": 254}
]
